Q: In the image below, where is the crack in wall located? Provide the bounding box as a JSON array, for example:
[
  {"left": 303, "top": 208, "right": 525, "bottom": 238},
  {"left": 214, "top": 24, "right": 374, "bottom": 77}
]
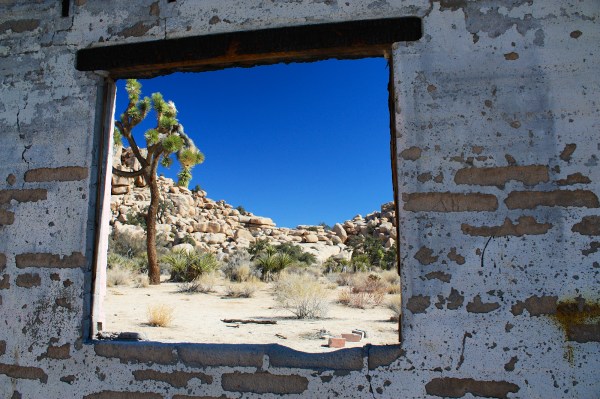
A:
[{"left": 456, "top": 332, "right": 473, "bottom": 370}]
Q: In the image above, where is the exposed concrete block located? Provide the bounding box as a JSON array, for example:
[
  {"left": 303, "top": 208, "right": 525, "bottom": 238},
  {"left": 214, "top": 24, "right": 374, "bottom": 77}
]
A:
[
  {"left": 403, "top": 192, "right": 498, "bottom": 212},
  {"left": 0, "top": 210, "right": 14, "bottom": 226},
  {"left": 221, "top": 372, "right": 308, "bottom": 394},
  {"left": 414, "top": 246, "right": 438, "bottom": 265},
  {"left": 505, "top": 190, "right": 599, "bottom": 209},
  {"left": 466, "top": 295, "right": 500, "bottom": 313},
  {"left": 177, "top": 344, "right": 263, "bottom": 368},
  {"left": 84, "top": 392, "right": 162, "bottom": 399},
  {"left": 461, "top": 216, "right": 552, "bottom": 237},
  {"left": 24, "top": 166, "right": 88, "bottom": 182},
  {"left": 454, "top": 165, "right": 549, "bottom": 186},
  {"left": 0, "top": 362, "right": 48, "bottom": 383},
  {"left": 0, "top": 189, "right": 47, "bottom": 205},
  {"left": 406, "top": 295, "right": 430, "bottom": 314},
  {"left": 425, "top": 377, "right": 520, "bottom": 399},
  {"left": 94, "top": 342, "right": 177, "bottom": 365},
  {"left": 511, "top": 295, "right": 558, "bottom": 316},
  {"left": 15, "top": 273, "right": 41, "bottom": 288},
  {"left": 572, "top": 215, "right": 600, "bottom": 236},
  {"left": 15, "top": 252, "right": 86, "bottom": 269},
  {"left": 132, "top": 369, "right": 212, "bottom": 388}
]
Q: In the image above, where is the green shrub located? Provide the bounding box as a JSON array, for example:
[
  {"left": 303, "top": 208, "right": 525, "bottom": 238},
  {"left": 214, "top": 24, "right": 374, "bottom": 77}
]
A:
[
  {"left": 276, "top": 242, "right": 316, "bottom": 265},
  {"left": 347, "top": 235, "right": 396, "bottom": 270},
  {"left": 125, "top": 210, "right": 147, "bottom": 228},
  {"left": 108, "top": 231, "right": 147, "bottom": 259},
  {"left": 255, "top": 252, "right": 293, "bottom": 281},
  {"left": 248, "top": 238, "right": 271, "bottom": 259},
  {"left": 351, "top": 254, "right": 371, "bottom": 272},
  {"left": 323, "top": 257, "right": 350, "bottom": 273},
  {"left": 164, "top": 249, "right": 219, "bottom": 282},
  {"left": 179, "top": 234, "right": 196, "bottom": 246},
  {"left": 235, "top": 205, "right": 249, "bottom": 215}
]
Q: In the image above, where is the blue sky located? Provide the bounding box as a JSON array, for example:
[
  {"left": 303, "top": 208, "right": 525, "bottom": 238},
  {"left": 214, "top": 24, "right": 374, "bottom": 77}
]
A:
[{"left": 114, "top": 58, "right": 392, "bottom": 228}]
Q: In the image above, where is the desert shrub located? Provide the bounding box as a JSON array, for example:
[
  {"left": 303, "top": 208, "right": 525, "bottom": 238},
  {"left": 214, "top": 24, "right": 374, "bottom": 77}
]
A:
[
  {"left": 338, "top": 273, "right": 387, "bottom": 309},
  {"left": 222, "top": 250, "right": 259, "bottom": 282},
  {"left": 306, "top": 226, "right": 319, "bottom": 232},
  {"left": 248, "top": 239, "right": 272, "bottom": 258},
  {"left": 351, "top": 254, "right": 371, "bottom": 272},
  {"left": 380, "top": 269, "right": 400, "bottom": 285},
  {"left": 224, "top": 279, "right": 259, "bottom": 298},
  {"left": 106, "top": 266, "right": 132, "bottom": 287},
  {"left": 323, "top": 257, "right": 350, "bottom": 274},
  {"left": 147, "top": 304, "right": 174, "bottom": 327},
  {"left": 318, "top": 222, "right": 332, "bottom": 231},
  {"left": 179, "top": 233, "right": 196, "bottom": 246},
  {"left": 235, "top": 205, "right": 249, "bottom": 215},
  {"left": 347, "top": 235, "right": 396, "bottom": 270},
  {"left": 276, "top": 242, "right": 316, "bottom": 265},
  {"left": 336, "top": 272, "right": 354, "bottom": 286},
  {"left": 132, "top": 274, "right": 149, "bottom": 288},
  {"left": 274, "top": 273, "right": 329, "bottom": 319},
  {"left": 164, "top": 249, "right": 219, "bottom": 282},
  {"left": 130, "top": 254, "right": 149, "bottom": 274},
  {"left": 107, "top": 252, "right": 135, "bottom": 269},
  {"left": 108, "top": 231, "right": 147, "bottom": 259},
  {"left": 387, "top": 295, "right": 402, "bottom": 321},
  {"left": 380, "top": 270, "right": 400, "bottom": 294},
  {"left": 177, "top": 271, "right": 218, "bottom": 293},
  {"left": 191, "top": 184, "right": 202, "bottom": 193},
  {"left": 125, "top": 210, "right": 147, "bottom": 228},
  {"left": 382, "top": 243, "right": 398, "bottom": 270},
  {"left": 337, "top": 288, "right": 351, "bottom": 305}
]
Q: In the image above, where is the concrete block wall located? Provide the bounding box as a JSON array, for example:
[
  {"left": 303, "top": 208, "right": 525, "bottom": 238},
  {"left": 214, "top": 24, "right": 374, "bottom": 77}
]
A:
[{"left": 0, "top": 0, "right": 598, "bottom": 397}]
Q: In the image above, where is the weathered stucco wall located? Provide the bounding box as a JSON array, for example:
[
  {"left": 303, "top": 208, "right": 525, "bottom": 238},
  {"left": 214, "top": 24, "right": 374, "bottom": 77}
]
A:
[{"left": 0, "top": 0, "right": 598, "bottom": 398}]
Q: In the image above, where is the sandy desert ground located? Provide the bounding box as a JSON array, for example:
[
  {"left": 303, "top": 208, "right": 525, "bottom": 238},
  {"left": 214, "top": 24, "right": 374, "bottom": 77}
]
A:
[{"left": 103, "top": 277, "right": 400, "bottom": 353}]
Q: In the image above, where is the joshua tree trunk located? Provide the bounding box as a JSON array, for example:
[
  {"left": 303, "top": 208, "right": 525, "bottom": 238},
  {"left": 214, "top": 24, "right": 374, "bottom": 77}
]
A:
[{"left": 145, "top": 159, "right": 161, "bottom": 285}]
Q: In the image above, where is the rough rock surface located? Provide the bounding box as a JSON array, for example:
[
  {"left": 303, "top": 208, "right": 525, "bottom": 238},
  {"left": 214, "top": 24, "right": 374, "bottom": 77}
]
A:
[{"left": 110, "top": 152, "right": 396, "bottom": 262}]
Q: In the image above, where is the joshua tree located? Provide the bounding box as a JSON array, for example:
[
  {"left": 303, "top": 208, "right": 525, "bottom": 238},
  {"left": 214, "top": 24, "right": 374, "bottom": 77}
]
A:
[{"left": 113, "top": 79, "right": 204, "bottom": 285}]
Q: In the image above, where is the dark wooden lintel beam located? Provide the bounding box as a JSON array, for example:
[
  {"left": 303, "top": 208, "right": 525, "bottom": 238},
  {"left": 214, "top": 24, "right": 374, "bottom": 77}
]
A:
[{"left": 76, "top": 17, "right": 422, "bottom": 78}]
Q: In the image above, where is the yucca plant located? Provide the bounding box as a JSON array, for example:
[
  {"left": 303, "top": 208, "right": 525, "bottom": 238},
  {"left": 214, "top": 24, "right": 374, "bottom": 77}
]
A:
[{"left": 163, "top": 249, "right": 218, "bottom": 282}]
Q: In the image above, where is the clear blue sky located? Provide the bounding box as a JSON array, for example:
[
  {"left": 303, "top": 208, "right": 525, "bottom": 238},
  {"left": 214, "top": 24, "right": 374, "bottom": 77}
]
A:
[{"left": 114, "top": 58, "right": 392, "bottom": 228}]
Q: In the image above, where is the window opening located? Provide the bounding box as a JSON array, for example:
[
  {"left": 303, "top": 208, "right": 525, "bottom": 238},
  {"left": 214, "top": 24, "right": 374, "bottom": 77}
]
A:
[{"left": 99, "top": 58, "right": 400, "bottom": 351}]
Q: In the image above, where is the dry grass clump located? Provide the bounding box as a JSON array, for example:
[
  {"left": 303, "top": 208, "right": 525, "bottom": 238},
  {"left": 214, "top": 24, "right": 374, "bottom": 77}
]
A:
[
  {"left": 274, "top": 273, "right": 329, "bottom": 319},
  {"left": 224, "top": 279, "right": 260, "bottom": 298},
  {"left": 387, "top": 294, "right": 402, "bottom": 321},
  {"left": 177, "top": 272, "right": 218, "bottom": 293},
  {"left": 338, "top": 273, "right": 387, "bottom": 309},
  {"left": 147, "top": 304, "right": 174, "bottom": 327},
  {"left": 336, "top": 272, "right": 354, "bottom": 286},
  {"left": 106, "top": 266, "right": 133, "bottom": 287},
  {"left": 132, "top": 274, "right": 149, "bottom": 288}
]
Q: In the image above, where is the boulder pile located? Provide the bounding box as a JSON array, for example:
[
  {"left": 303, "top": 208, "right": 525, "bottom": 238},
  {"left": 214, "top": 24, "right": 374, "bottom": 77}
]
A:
[{"left": 110, "top": 149, "right": 396, "bottom": 262}]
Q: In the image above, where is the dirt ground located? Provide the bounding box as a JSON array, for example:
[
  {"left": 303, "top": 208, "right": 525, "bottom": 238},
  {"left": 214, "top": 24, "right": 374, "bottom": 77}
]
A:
[{"left": 103, "top": 277, "right": 400, "bottom": 353}]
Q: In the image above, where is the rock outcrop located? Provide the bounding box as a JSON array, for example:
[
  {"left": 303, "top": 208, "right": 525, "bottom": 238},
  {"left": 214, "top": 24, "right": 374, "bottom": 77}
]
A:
[{"left": 109, "top": 151, "right": 396, "bottom": 262}]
